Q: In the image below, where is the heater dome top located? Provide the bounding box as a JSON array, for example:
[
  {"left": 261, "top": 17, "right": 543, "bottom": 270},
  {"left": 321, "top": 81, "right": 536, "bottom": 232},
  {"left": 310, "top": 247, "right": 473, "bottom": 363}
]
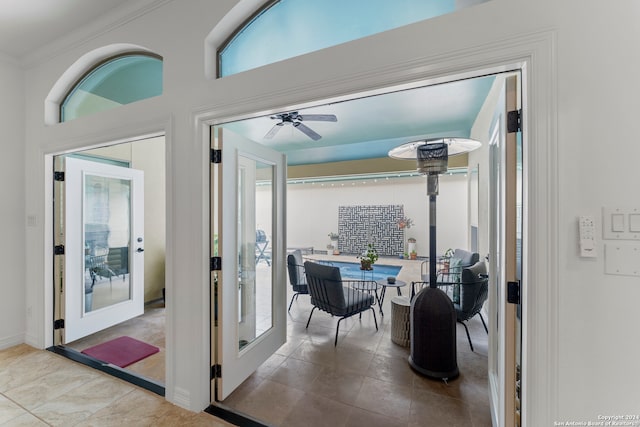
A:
[{"left": 388, "top": 137, "right": 481, "bottom": 160}]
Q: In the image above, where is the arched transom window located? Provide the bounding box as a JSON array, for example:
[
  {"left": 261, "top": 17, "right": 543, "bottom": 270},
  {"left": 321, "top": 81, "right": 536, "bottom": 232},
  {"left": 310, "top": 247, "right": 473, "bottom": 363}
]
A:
[
  {"left": 60, "top": 53, "right": 162, "bottom": 122},
  {"left": 217, "top": 0, "right": 489, "bottom": 77}
]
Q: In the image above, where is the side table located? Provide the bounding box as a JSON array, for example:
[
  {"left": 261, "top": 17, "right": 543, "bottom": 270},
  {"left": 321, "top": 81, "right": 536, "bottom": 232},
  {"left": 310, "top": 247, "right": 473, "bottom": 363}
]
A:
[
  {"left": 376, "top": 279, "right": 407, "bottom": 316},
  {"left": 391, "top": 296, "right": 411, "bottom": 347}
]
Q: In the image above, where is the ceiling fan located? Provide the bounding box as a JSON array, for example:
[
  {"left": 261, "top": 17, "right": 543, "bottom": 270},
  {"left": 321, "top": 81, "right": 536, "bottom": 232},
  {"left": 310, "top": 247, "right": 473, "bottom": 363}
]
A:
[{"left": 264, "top": 111, "right": 337, "bottom": 141}]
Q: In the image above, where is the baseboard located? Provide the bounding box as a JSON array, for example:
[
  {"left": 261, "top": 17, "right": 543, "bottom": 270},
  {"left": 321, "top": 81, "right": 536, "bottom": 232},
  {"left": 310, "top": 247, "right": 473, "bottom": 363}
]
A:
[
  {"left": 145, "top": 297, "right": 165, "bottom": 306},
  {"left": 23, "top": 333, "right": 41, "bottom": 349},
  {"left": 171, "top": 386, "right": 191, "bottom": 409},
  {"left": 0, "top": 333, "right": 25, "bottom": 350}
]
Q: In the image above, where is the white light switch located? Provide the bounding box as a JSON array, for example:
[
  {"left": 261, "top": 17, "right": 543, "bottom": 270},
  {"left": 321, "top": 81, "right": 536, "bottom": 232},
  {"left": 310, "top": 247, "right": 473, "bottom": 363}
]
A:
[
  {"left": 630, "top": 214, "right": 640, "bottom": 233},
  {"left": 611, "top": 214, "right": 625, "bottom": 232}
]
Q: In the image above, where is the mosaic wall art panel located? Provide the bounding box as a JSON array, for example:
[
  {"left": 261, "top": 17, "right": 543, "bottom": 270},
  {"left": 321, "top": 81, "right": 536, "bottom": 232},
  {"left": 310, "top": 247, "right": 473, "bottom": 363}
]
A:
[{"left": 338, "top": 205, "right": 404, "bottom": 256}]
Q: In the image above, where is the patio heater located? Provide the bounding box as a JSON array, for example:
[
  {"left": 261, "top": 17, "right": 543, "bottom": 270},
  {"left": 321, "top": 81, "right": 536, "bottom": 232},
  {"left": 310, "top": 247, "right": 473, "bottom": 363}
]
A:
[{"left": 389, "top": 137, "right": 480, "bottom": 380}]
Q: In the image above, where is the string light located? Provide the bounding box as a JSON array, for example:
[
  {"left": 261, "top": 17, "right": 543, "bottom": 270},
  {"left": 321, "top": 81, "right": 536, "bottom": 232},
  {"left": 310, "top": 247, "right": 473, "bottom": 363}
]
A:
[{"left": 257, "top": 168, "right": 468, "bottom": 186}]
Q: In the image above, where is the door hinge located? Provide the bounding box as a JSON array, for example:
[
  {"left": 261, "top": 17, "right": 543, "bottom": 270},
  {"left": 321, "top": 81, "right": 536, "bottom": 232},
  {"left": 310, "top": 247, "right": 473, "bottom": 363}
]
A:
[
  {"left": 211, "top": 364, "right": 222, "bottom": 379},
  {"left": 210, "top": 149, "right": 222, "bottom": 164},
  {"left": 507, "top": 109, "right": 522, "bottom": 133},
  {"left": 210, "top": 257, "right": 221, "bottom": 271},
  {"left": 54, "top": 245, "right": 65, "bottom": 255},
  {"left": 507, "top": 280, "right": 520, "bottom": 304},
  {"left": 53, "top": 319, "right": 65, "bottom": 329}
]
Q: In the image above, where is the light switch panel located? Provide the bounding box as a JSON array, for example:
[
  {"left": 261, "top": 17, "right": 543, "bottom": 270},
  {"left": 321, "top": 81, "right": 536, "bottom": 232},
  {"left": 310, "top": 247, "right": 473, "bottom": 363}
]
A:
[{"left": 602, "top": 207, "right": 640, "bottom": 240}]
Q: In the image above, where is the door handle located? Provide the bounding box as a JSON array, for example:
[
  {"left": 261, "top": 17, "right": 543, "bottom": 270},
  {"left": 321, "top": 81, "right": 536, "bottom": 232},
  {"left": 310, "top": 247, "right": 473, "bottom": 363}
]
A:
[{"left": 136, "top": 248, "right": 144, "bottom": 253}]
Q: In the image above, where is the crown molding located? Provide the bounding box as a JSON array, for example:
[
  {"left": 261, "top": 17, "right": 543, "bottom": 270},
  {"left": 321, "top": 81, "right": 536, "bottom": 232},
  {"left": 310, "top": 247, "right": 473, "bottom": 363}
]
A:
[{"left": 21, "top": 0, "right": 173, "bottom": 69}]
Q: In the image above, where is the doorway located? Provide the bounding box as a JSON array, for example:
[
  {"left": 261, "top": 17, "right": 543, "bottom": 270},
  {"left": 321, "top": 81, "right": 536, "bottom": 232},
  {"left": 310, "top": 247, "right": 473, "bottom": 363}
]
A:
[
  {"left": 50, "top": 135, "right": 167, "bottom": 392},
  {"left": 208, "top": 70, "right": 523, "bottom": 426}
]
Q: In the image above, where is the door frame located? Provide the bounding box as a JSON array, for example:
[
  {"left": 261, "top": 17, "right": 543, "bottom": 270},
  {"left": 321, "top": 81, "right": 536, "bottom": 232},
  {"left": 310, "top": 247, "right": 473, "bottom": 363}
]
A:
[
  {"left": 44, "top": 129, "right": 171, "bottom": 387},
  {"left": 196, "top": 31, "right": 558, "bottom": 424}
]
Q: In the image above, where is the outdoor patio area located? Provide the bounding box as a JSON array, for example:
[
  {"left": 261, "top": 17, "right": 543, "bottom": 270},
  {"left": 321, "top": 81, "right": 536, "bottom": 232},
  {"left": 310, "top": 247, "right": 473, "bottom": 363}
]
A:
[{"left": 220, "top": 253, "right": 491, "bottom": 427}]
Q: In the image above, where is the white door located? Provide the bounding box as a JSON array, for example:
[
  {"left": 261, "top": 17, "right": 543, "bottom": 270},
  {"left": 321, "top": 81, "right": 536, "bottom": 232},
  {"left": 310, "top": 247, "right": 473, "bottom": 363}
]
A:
[
  {"left": 63, "top": 157, "right": 145, "bottom": 343},
  {"left": 211, "top": 128, "right": 286, "bottom": 401},
  {"left": 488, "top": 74, "right": 522, "bottom": 427}
]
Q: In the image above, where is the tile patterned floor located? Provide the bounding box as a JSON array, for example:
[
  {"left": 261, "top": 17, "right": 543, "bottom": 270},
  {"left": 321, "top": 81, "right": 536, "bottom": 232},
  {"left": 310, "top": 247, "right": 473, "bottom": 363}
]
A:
[
  {"left": 0, "top": 345, "right": 232, "bottom": 427},
  {"left": 219, "top": 255, "right": 493, "bottom": 427},
  {"left": 5, "top": 256, "right": 491, "bottom": 426}
]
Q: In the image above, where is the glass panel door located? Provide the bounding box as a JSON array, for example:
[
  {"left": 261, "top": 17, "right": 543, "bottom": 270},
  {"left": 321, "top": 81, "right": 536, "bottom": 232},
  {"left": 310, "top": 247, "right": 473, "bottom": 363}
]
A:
[
  {"left": 237, "top": 156, "right": 274, "bottom": 350},
  {"left": 84, "top": 174, "right": 132, "bottom": 311},
  {"left": 212, "top": 128, "right": 286, "bottom": 401},
  {"left": 63, "top": 157, "right": 144, "bottom": 343}
]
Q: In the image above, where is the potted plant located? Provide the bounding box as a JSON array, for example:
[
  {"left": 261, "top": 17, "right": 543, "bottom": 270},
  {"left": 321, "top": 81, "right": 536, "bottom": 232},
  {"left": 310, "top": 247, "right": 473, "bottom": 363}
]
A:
[
  {"left": 410, "top": 250, "right": 417, "bottom": 260},
  {"left": 327, "top": 232, "right": 340, "bottom": 255},
  {"left": 407, "top": 237, "right": 417, "bottom": 255},
  {"left": 357, "top": 244, "right": 378, "bottom": 270}
]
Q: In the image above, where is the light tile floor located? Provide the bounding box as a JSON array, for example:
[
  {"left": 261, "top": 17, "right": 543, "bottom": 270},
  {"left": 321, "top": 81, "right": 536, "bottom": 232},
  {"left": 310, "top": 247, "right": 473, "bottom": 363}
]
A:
[
  {"left": 0, "top": 344, "right": 232, "bottom": 427},
  {"left": 8, "top": 256, "right": 491, "bottom": 426},
  {"left": 220, "top": 255, "right": 493, "bottom": 427}
]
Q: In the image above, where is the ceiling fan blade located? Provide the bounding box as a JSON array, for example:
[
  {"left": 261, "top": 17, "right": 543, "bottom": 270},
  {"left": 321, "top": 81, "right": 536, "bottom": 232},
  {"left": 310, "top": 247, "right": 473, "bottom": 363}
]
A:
[
  {"left": 294, "top": 122, "right": 322, "bottom": 141},
  {"left": 264, "top": 123, "right": 283, "bottom": 139},
  {"left": 298, "top": 114, "right": 337, "bottom": 122}
]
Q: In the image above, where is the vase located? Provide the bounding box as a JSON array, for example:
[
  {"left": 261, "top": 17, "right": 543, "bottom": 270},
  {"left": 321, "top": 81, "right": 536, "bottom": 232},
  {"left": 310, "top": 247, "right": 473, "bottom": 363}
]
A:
[{"left": 407, "top": 242, "right": 416, "bottom": 254}]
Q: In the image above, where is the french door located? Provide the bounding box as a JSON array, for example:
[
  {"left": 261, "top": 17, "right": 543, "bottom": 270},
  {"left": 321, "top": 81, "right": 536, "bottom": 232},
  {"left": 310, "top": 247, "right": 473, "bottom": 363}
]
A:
[
  {"left": 210, "top": 127, "right": 287, "bottom": 401},
  {"left": 59, "top": 157, "right": 145, "bottom": 343},
  {"left": 488, "top": 74, "right": 522, "bottom": 427}
]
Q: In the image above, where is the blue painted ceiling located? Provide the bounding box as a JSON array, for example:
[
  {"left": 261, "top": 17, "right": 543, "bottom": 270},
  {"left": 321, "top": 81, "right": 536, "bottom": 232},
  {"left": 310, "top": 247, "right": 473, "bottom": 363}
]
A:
[{"left": 221, "top": 75, "right": 496, "bottom": 166}]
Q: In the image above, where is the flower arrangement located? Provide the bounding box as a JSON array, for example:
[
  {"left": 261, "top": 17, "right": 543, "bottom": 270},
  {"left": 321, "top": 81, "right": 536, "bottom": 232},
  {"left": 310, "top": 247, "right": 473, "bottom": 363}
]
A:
[
  {"left": 328, "top": 232, "right": 339, "bottom": 240},
  {"left": 357, "top": 243, "right": 379, "bottom": 270},
  {"left": 397, "top": 216, "right": 414, "bottom": 230}
]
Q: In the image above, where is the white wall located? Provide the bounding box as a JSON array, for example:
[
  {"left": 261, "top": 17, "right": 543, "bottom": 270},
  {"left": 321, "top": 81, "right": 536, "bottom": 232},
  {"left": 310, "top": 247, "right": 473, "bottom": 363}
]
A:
[
  {"left": 281, "top": 175, "right": 468, "bottom": 257},
  {"left": 84, "top": 136, "right": 167, "bottom": 302},
  {"left": 14, "top": 0, "right": 640, "bottom": 421},
  {"left": 131, "top": 137, "right": 166, "bottom": 302},
  {"left": 0, "top": 59, "right": 25, "bottom": 348}
]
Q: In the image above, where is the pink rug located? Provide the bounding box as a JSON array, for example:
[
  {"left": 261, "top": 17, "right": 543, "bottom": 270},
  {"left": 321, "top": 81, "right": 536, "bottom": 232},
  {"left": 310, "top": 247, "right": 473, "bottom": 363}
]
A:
[{"left": 81, "top": 336, "right": 159, "bottom": 368}]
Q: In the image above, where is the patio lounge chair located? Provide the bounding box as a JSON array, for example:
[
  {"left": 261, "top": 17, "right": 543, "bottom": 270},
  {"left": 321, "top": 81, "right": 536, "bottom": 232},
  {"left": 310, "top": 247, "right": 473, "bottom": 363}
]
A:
[
  {"left": 304, "top": 261, "right": 378, "bottom": 346},
  {"left": 417, "top": 248, "right": 479, "bottom": 302},
  {"left": 455, "top": 261, "right": 489, "bottom": 351},
  {"left": 287, "top": 250, "right": 308, "bottom": 311}
]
